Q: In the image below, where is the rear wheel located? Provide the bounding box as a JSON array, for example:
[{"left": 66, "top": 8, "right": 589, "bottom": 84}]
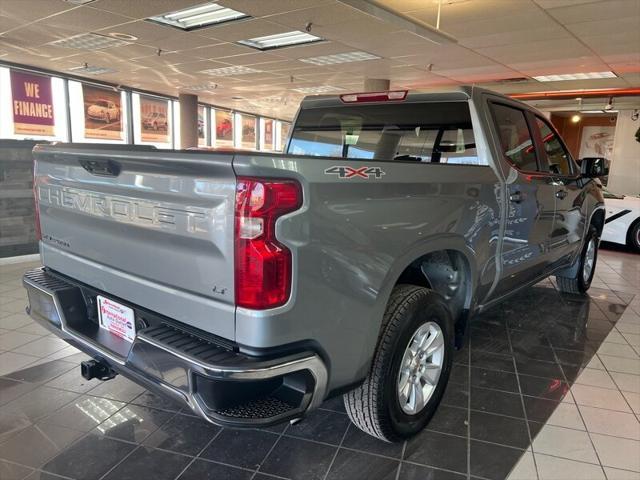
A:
[
  {"left": 343, "top": 285, "right": 453, "bottom": 442},
  {"left": 627, "top": 220, "right": 640, "bottom": 252},
  {"left": 556, "top": 225, "right": 599, "bottom": 294}
]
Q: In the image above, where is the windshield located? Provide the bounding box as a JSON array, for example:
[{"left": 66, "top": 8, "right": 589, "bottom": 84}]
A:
[{"left": 287, "top": 101, "right": 482, "bottom": 165}]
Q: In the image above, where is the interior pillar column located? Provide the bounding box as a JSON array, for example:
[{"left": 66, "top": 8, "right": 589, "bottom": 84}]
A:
[
  {"left": 179, "top": 93, "right": 198, "bottom": 149},
  {"left": 363, "top": 78, "right": 390, "bottom": 91}
]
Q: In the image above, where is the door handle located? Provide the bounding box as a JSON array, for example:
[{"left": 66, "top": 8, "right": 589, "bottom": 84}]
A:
[
  {"left": 509, "top": 191, "right": 524, "bottom": 203},
  {"left": 556, "top": 190, "right": 568, "bottom": 200}
]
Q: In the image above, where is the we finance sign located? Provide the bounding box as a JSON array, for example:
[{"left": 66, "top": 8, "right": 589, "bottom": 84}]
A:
[{"left": 11, "top": 71, "right": 54, "bottom": 136}]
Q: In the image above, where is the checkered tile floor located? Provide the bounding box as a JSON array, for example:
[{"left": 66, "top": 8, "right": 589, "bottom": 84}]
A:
[{"left": 0, "top": 247, "right": 638, "bottom": 480}]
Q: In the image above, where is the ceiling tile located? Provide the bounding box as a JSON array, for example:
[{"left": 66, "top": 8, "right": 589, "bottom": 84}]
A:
[{"left": 545, "top": 0, "right": 640, "bottom": 23}]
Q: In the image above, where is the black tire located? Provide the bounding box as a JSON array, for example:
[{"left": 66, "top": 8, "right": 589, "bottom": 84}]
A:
[
  {"left": 343, "top": 285, "right": 454, "bottom": 442},
  {"left": 556, "top": 225, "right": 599, "bottom": 294},
  {"left": 627, "top": 220, "right": 640, "bottom": 252}
]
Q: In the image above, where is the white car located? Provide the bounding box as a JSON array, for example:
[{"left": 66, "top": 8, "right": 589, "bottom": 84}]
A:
[
  {"left": 87, "top": 100, "right": 120, "bottom": 124},
  {"left": 602, "top": 188, "right": 640, "bottom": 252}
]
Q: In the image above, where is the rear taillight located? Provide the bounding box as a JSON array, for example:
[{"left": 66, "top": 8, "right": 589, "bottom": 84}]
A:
[
  {"left": 340, "top": 90, "right": 407, "bottom": 103},
  {"left": 235, "top": 177, "right": 302, "bottom": 309},
  {"left": 33, "top": 160, "right": 41, "bottom": 242}
]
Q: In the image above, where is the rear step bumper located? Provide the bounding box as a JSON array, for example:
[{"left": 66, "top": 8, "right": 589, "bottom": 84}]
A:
[{"left": 22, "top": 268, "right": 328, "bottom": 428}]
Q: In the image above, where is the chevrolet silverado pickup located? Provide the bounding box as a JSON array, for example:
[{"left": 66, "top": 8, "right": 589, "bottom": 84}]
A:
[{"left": 23, "top": 87, "right": 607, "bottom": 441}]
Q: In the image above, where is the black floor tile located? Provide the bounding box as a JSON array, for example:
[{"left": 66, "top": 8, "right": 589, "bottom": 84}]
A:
[
  {"left": 286, "top": 409, "right": 350, "bottom": 445},
  {"left": 177, "top": 459, "right": 253, "bottom": 480},
  {"left": 131, "top": 391, "right": 183, "bottom": 413},
  {"left": 398, "top": 463, "right": 466, "bottom": 480},
  {"left": 200, "top": 429, "right": 278, "bottom": 470},
  {"left": 259, "top": 436, "right": 337, "bottom": 480},
  {"left": 87, "top": 376, "right": 145, "bottom": 403},
  {"left": 469, "top": 440, "right": 525, "bottom": 480},
  {"left": 23, "top": 471, "right": 67, "bottom": 480},
  {"left": 6, "top": 360, "right": 75, "bottom": 384},
  {"left": 469, "top": 411, "right": 529, "bottom": 448},
  {"left": 0, "top": 377, "right": 37, "bottom": 407},
  {"left": 95, "top": 404, "right": 173, "bottom": 443},
  {"left": 425, "top": 405, "right": 468, "bottom": 437},
  {"left": 40, "top": 434, "right": 135, "bottom": 480},
  {"left": 0, "top": 412, "right": 32, "bottom": 443},
  {"left": 514, "top": 356, "right": 564, "bottom": 379},
  {"left": 0, "top": 459, "right": 33, "bottom": 480},
  {"left": 470, "top": 367, "right": 518, "bottom": 393},
  {"left": 449, "top": 364, "right": 469, "bottom": 387},
  {"left": 522, "top": 396, "right": 562, "bottom": 424},
  {"left": 320, "top": 395, "right": 347, "bottom": 413},
  {"left": 326, "top": 449, "right": 398, "bottom": 480},
  {"left": 2, "top": 386, "right": 78, "bottom": 423},
  {"left": 518, "top": 374, "right": 570, "bottom": 402},
  {"left": 441, "top": 381, "right": 469, "bottom": 409},
  {"left": 404, "top": 430, "right": 467, "bottom": 475},
  {"left": 341, "top": 424, "right": 404, "bottom": 458},
  {"left": 41, "top": 395, "right": 125, "bottom": 432},
  {"left": 143, "top": 413, "right": 220, "bottom": 456},
  {"left": 44, "top": 369, "right": 100, "bottom": 395},
  {"left": 0, "top": 422, "right": 83, "bottom": 469},
  {"left": 102, "top": 446, "right": 192, "bottom": 480},
  {"left": 554, "top": 346, "right": 596, "bottom": 367},
  {"left": 469, "top": 350, "right": 514, "bottom": 372},
  {"left": 470, "top": 386, "right": 524, "bottom": 418}
]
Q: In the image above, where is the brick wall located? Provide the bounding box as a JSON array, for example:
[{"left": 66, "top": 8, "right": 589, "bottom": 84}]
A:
[{"left": 0, "top": 139, "right": 46, "bottom": 258}]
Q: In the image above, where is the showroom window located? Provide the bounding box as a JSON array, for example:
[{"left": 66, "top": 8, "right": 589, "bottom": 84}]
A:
[
  {"left": 287, "top": 102, "right": 480, "bottom": 164},
  {"left": 535, "top": 116, "right": 574, "bottom": 176},
  {"left": 491, "top": 103, "right": 538, "bottom": 172},
  {"left": 0, "top": 67, "right": 69, "bottom": 142}
]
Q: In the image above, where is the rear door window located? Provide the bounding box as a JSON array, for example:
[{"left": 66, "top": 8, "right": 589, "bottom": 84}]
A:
[
  {"left": 287, "top": 102, "right": 483, "bottom": 165},
  {"left": 490, "top": 103, "right": 538, "bottom": 172},
  {"left": 534, "top": 117, "right": 574, "bottom": 176}
]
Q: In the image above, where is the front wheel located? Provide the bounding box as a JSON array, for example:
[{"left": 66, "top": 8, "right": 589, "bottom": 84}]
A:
[
  {"left": 556, "top": 225, "right": 599, "bottom": 294},
  {"left": 344, "top": 285, "right": 454, "bottom": 442}
]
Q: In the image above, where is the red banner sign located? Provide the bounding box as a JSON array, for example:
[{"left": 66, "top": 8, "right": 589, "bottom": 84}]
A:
[{"left": 10, "top": 70, "right": 54, "bottom": 136}]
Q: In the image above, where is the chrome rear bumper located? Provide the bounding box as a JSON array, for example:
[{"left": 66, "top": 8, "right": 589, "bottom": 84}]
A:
[{"left": 23, "top": 268, "right": 328, "bottom": 427}]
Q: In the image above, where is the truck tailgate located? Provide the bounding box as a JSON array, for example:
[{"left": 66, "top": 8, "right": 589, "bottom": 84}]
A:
[{"left": 33, "top": 144, "right": 237, "bottom": 340}]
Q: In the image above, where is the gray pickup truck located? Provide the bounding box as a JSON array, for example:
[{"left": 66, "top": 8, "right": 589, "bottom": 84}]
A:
[{"left": 23, "top": 87, "right": 607, "bottom": 442}]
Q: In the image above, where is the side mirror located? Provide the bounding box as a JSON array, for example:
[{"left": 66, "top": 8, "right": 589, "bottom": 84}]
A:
[{"left": 580, "top": 157, "right": 609, "bottom": 178}]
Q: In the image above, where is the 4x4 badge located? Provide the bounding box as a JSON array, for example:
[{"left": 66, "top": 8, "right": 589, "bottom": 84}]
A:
[{"left": 324, "top": 166, "right": 386, "bottom": 179}]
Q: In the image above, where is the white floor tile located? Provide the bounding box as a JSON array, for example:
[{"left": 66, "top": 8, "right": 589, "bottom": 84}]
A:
[
  {"left": 12, "top": 336, "right": 69, "bottom": 357},
  {"left": 622, "top": 391, "right": 640, "bottom": 415},
  {"left": 536, "top": 454, "right": 605, "bottom": 480},
  {"left": 611, "top": 372, "right": 640, "bottom": 394},
  {"left": 547, "top": 403, "right": 586, "bottom": 431},
  {"left": 506, "top": 451, "right": 537, "bottom": 480},
  {"left": 533, "top": 425, "right": 599, "bottom": 463},
  {"left": 591, "top": 433, "right": 640, "bottom": 472},
  {"left": 603, "top": 467, "right": 640, "bottom": 479},
  {"left": 575, "top": 368, "right": 618, "bottom": 390},
  {"left": 0, "top": 351, "right": 37, "bottom": 376},
  {"left": 579, "top": 405, "right": 640, "bottom": 440},
  {"left": 599, "top": 355, "right": 640, "bottom": 376},
  {"left": 571, "top": 384, "right": 633, "bottom": 412},
  {"left": 597, "top": 343, "right": 639, "bottom": 360},
  {"left": 0, "top": 312, "right": 32, "bottom": 330},
  {"left": 0, "top": 331, "right": 42, "bottom": 351}
]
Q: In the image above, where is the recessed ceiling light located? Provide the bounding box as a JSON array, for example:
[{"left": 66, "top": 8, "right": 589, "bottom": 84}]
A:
[
  {"left": 147, "top": 2, "right": 249, "bottom": 31},
  {"left": 68, "top": 65, "right": 117, "bottom": 75},
  {"left": 183, "top": 83, "right": 219, "bottom": 92},
  {"left": 199, "top": 65, "right": 262, "bottom": 76},
  {"left": 299, "top": 51, "right": 380, "bottom": 66},
  {"left": 533, "top": 71, "right": 617, "bottom": 82},
  {"left": 293, "top": 86, "right": 343, "bottom": 94},
  {"left": 237, "top": 31, "right": 323, "bottom": 51},
  {"left": 108, "top": 32, "right": 138, "bottom": 41},
  {"left": 49, "top": 33, "right": 131, "bottom": 50}
]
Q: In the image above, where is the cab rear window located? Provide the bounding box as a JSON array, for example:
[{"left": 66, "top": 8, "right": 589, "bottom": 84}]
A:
[{"left": 287, "top": 102, "right": 484, "bottom": 165}]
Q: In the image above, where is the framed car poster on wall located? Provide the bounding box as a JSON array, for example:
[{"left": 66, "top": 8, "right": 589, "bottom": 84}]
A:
[
  {"left": 82, "top": 85, "right": 123, "bottom": 140},
  {"left": 140, "top": 96, "right": 169, "bottom": 143}
]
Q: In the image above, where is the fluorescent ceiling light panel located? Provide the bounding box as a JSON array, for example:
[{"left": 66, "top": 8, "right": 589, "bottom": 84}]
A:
[
  {"left": 68, "top": 65, "right": 117, "bottom": 75},
  {"left": 299, "top": 51, "right": 380, "bottom": 65},
  {"left": 237, "top": 31, "right": 323, "bottom": 50},
  {"left": 49, "top": 33, "right": 131, "bottom": 50},
  {"left": 199, "top": 65, "right": 262, "bottom": 76},
  {"left": 293, "top": 86, "right": 343, "bottom": 94},
  {"left": 533, "top": 71, "right": 617, "bottom": 82},
  {"left": 147, "top": 2, "right": 249, "bottom": 31},
  {"left": 338, "top": 0, "right": 457, "bottom": 44}
]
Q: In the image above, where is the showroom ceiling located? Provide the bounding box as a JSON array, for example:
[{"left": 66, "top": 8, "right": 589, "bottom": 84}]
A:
[{"left": 0, "top": 0, "right": 638, "bottom": 119}]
